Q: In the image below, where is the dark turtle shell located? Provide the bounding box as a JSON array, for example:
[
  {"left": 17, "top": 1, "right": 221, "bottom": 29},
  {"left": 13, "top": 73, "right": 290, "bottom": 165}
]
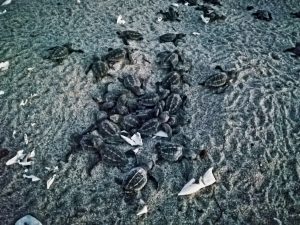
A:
[
  {"left": 156, "top": 142, "right": 183, "bottom": 162},
  {"left": 139, "top": 118, "right": 160, "bottom": 136},
  {"left": 98, "top": 119, "right": 120, "bottom": 136},
  {"left": 100, "top": 144, "right": 128, "bottom": 167},
  {"left": 122, "top": 114, "right": 140, "bottom": 130},
  {"left": 203, "top": 73, "right": 228, "bottom": 88},
  {"left": 159, "top": 111, "right": 170, "bottom": 123},
  {"left": 135, "top": 109, "right": 156, "bottom": 121},
  {"left": 47, "top": 43, "right": 83, "bottom": 63},
  {"left": 162, "top": 71, "right": 181, "bottom": 88},
  {"left": 157, "top": 51, "right": 180, "bottom": 69},
  {"left": 102, "top": 48, "right": 126, "bottom": 64},
  {"left": 165, "top": 93, "right": 182, "bottom": 114},
  {"left": 123, "top": 167, "right": 148, "bottom": 191},
  {"left": 138, "top": 92, "right": 160, "bottom": 107},
  {"left": 89, "top": 59, "right": 109, "bottom": 81},
  {"left": 120, "top": 74, "right": 144, "bottom": 96},
  {"left": 252, "top": 10, "right": 272, "bottom": 21},
  {"left": 118, "top": 30, "right": 144, "bottom": 40}
]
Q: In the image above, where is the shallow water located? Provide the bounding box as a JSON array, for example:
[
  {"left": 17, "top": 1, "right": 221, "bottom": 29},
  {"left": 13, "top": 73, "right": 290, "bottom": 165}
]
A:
[{"left": 0, "top": 0, "right": 300, "bottom": 224}]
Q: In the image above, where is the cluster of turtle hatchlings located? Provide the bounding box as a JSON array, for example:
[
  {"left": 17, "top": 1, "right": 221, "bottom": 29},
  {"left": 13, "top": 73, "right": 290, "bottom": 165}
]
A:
[{"left": 44, "top": 2, "right": 247, "bottom": 205}]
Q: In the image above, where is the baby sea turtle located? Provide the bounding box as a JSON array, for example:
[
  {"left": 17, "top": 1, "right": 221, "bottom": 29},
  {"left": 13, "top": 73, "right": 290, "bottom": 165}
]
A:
[
  {"left": 117, "top": 30, "right": 143, "bottom": 45},
  {"left": 118, "top": 74, "right": 144, "bottom": 96},
  {"left": 159, "top": 6, "right": 181, "bottom": 22},
  {"left": 101, "top": 47, "right": 134, "bottom": 69},
  {"left": 121, "top": 114, "right": 141, "bottom": 131},
  {"left": 165, "top": 93, "right": 183, "bottom": 114},
  {"left": 291, "top": 11, "right": 300, "bottom": 18},
  {"left": 46, "top": 43, "right": 84, "bottom": 64},
  {"left": 139, "top": 118, "right": 160, "bottom": 136},
  {"left": 85, "top": 56, "right": 110, "bottom": 81},
  {"left": 157, "top": 50, "right": 183, "bottom": 70},
  {"left": 138, "top": 92, "right": 160, "bottom": 107},
  {"left": 159, "top": 33, "right": 186, "bottom": 46},
  {"left": 97, "top": 143, "right": 128, "bottom": 167},
  {"left": 284, "top": 42, "right": 300, "bottom": 58},
  {"left": 159, "top": 71, "right": 190, "bottom": 90},
  {"left": 252, "top": 10, "right": 272, "bottom": 21},
  {"left": 198, "top": 66, "right": 236, "bottom": 93},
  {"left": 97, "top": 119, "right": 121, "bottom": 136}
]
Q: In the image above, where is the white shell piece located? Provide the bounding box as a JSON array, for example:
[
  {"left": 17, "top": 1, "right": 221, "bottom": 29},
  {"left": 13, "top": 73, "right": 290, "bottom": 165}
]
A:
[
  {"left": 0, "top": 90, "right": 4, "bottom": 95},
  {"left": 181, "top": 178, "right": 196, "bottom": 190},
  {"left": 0, "top": 9, "right": 7, "bottom": 15},
  {"left": 47, "top": 174, "right": 57, "bottom": 189},
  {"left": 153, "top": 131, "right": 168, "bottom": 138},
  {"left": 0, "top": 61, "right": 9, "bottom": 71},
  {"left": 200, "top": 15, "right": 210, "bottom": 24},
  {"left": 136, "top": 205, "right": 148, "bottom": 216},
  {"left": 18, "top": 161, "right": 34, "bottom": 166},
  {"left": 184, "top": 2, "right": 189, "bottom": 6},
  {"left": 1, "top": 0, "right": 11, "bottom": 6},
  {"left": 6, "top": 150, "right": 26, "bottom": 166},
  {"left": 15, "top": 215, "right": 42, "bottom": 225},
  {"left": 171, "top": 3, "right": 179, "bottom": 7},
  {"left": 201, "top": 167, "right": 216, "bottom": 186},
  {"left": 133, "top": 147, "right": 142, "bottom": 154},
  {"left": 117, "top": 15, "right": 126, "bottom": 24},
  {"left": 120, "top": 135, "right": 136, "bottom": 146},
  {"left": 178, "top": 182, "right": 205, "bottom": 196},
  {"left": 23, "top": 174, "right": 40, "bottom": 182},
  {"left": 131, "top": 132, "right": 143, "bottom": 146},
  {"left": 157, "top": 17, "right": 163, "bottom": 22},
  {"left": 24, "top": 134, "right": 29, "bottom": 145},
  {"left": 28, "top": 150, "right": 35, "bottom": 159},
  {"left": 192, "top": 32, "right": 201, "bottom": 36}
]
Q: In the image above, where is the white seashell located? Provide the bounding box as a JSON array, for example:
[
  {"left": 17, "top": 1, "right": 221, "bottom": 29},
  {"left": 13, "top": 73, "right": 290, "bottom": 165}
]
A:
[
  {"left": 131, "top": 132, "right": 143, "bottom": 146},
  {"left": 192, "top": 32, "right": 201, "bottom": 36},
  {"left": 181, "top": 178, "right": 196, "bottom": 190},
  {"left": 12, "top": 130, "right": 16, "bottom": 138},
  {"left": 24, "top": 134, "right": 29, "bottom": 145},
  {"left": 171, "top": 3, "right": 179, "bottom": 7},
  {"left": 20, "top": 99, "right": 28, "bottom": 106},
  {"left": 178, "top": 182, "right": 206, "bottom": 196},
  {"left": 1, "top": 0, "right": 11, "bottom": 6},
  {"left": 157, "top": 17, "right": 163, "bottom": 22},
  {"left": 184, "top": 2, "right": 189, "bottom": 6},
  {"left": 47, "top": 174, "right": 57, "bottom": 189},
  {"left": 120, "top": 135, "right": 136, "bottom": 146},
  {"left": 18, "top": 161, "right": 34, "bottom": 166},
  {"left": 6, "top": 150, "right": 26, "bottom": 166},
  {"left": 77, "top": 0, "right": 81, "bottom": 4},
  {"left": 0, "top": 61, "right": 9, "bottom": 71},
  {"left": 0, "top": 90, "right": 4, "bottom": 95},
  {"left": 27, "top": 67, "right": 34, "bottom": 71},
  {"left": 136, "top": 205, "right": 148, "bottom": 216},
  {"left": 117, "top": 15, "right": 126, "bottom": 24},
  {"left": 201, "top": 167, "right": 216, "bottom": 186},
  {"left": 153, "top": 131, "right": 168, "bottom": 138},
  {"left": 133, "top": 147, "right": 142, "bottom": 154},
  {"left": 23, "top": 174, "right": 40, "bottom": 182},
  {"left": 0, "top": 9, "right": 7, "bottom": 15},
  {"left": 28, "top": 150, "right": 35, "bottom": 159},
  {"left": 15, "top": 215, "right": 42, "bottom": 225},
  {"left": 200, "top": 15, "right": 210, "bottom": 24}
]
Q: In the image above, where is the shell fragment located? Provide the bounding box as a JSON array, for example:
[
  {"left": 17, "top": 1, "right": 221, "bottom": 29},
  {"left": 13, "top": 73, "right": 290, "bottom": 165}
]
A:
[
  {"left": 153, "top": 130, "right": 168, "bottom": 138},
  {"left": 47, "top": 174, "right": 57, "bottom": 189},
  {"left": 117, "top": 15, "right": 126, "bottom": 24},
  {"left": 137, "top": 205, "right": 148, "bottom": 216},
  {"left": 178, "top": 167, "right": 216, "bottom": 196},
  {"left": 1, "top": 0, "right": 11, "bottom": 6},
  {"left": 200, "top": 15, "right": 210, "bottom": 24},
  {"left": 6, "top": 150, "right": 26, "bottom": 166},
  {"left": 121, "top": 132, "right": 143, "bottom": 146},
  {"left": 0, "top": 61, "right": 9, "bottom": 71},
  {"left": 23, "top": 174, "right": 41, "bottom": 182}
]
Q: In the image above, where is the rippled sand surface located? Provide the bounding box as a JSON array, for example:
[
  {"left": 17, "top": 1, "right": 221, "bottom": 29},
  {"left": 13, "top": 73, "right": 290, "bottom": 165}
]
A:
[{"left": 0, "top": 0, "right": 300, "bottom": 224}]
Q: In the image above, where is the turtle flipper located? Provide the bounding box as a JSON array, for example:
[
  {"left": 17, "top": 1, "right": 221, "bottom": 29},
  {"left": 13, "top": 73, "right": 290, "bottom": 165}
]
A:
[
  {"left": 85, "top": 63, "right": 93, "bottom": 75},
  {"left": 283, "top": 47, "right": 295, "bottom": 53},
  {"left": 122, "top": 37, "right": 130, "bottom": 45}
]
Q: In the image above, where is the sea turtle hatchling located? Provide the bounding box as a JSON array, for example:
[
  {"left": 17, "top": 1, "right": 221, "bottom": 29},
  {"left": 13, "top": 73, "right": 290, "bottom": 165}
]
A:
[
  {"left": 117, "top": 30, "right": 144, "bottom": 45},
  {"left": 97, "top": 119, "right": 121, "bottom": 136},
  {"left": 46, "top": 43, "right": 84, "bottom": 64},
  {"left": 159, "top": 33, "right": 186, "bottom": 46},
  {"left": 101, "top": 47, "right": 134, "bottom": 69},
  {"left": 164, "top": 93, "right": 183, "bottom": 114},
  {"left": 157, "top": 50, "right": 183, "bottom": 70},
  {"left": 85, "top": 55, "right": 111, "bottom": 81},
  {"left": 198, "top": 65, "right": 236, "bottom": 93},
  {"left": 118, "top": 74, "right": 145, "bottom": 96},
  {"left": 159, "top": 6, "right": 181, "bottom": 22},
  {"left": 138, "top": 92, "right": 160, "bottom": 107}
]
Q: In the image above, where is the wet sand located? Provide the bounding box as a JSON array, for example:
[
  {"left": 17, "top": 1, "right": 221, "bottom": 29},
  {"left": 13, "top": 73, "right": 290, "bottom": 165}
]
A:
[{"left": 0, "top": 0, "right": 300, "bottom": 224}]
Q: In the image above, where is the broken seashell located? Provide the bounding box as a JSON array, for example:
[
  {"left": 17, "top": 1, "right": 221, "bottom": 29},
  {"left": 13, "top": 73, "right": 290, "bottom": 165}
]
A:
[
  {"left": 47, "top": 174, "right": 57, "bottom": 189},
  {"left": 18, "top": 161, "right": 34, "bottom": 166},
  {"left": 171, "top": 3, "right": 179, "bottom": 7},
  {"left": 136, "top": 205, "right": 148, "bottom": 216},
  {"left": 6, "top": 150, "right": 26, "bottom": 166},
  {"left": 23, "top": 174, "right": 40, "bottom": 182},
  {"left": 0, "top": 61, "right": 9, "bottom": 71},
  {"left": 117, "top": 15, "right": 126, "bottom": 24},
  {"left": 0, "top": 9, "right": 7, "bottom": 15},
  {"left": 200, "top": 167, "right": 216, "bottom": 186},
  {"left": 20, "top": 99, "right": 28, "bottom": 106},
  {"left": 0, "top": 90, "right": 4, "bottom": 95},
  {"left": 1, "top": 0, "right": 12, "bottom": 6},
  {"left": 15, "top": 215, "right": 42, "bottom": 225},
  {"left": 24, "top": 134, "right": 29, "bottom": 145},
  {"left": 133, "top": 147, "right": 142, "bottom": 154},
  {"left": 120, "top": 135, "right": 136, "bottom": 146},
  {"left": 131, "top": 132, "right": 143, "bottom": 146},
  {"left": 178, "top": 182, "right": 205, "bottom": 196},
  {"left": 200, "top": 15, "right": 210, "bottom": 24},
  {"left": 157, "top": 17, "right": 163, "bottom": 22},
  {"left": 153, "top": 130, "right": 168, "bottom": 138},
  {"left": 192, "top": 32, "right": 201, "bottom": 36}
]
